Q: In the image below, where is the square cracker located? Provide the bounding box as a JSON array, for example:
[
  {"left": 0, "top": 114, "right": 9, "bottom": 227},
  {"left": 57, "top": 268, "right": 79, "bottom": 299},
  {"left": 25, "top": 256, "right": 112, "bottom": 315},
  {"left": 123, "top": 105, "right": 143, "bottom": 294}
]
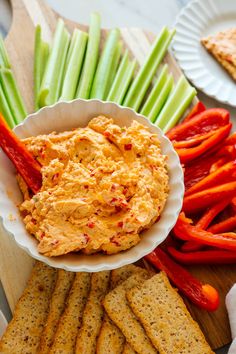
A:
[
  {"left": 49, "top": 272, "right": 91, "bottom": 354},
  {"left": 76, "top": 271, "right": 110, "bottom": 354},
  {"left": 103, "top": 271, "right": 157, "bottom": 354},
  {"left": 97, "top": 265, "right": 141, "bottom": 354},
  {"left": 127, "top": 272, "right": 214, "bottom": 354},
  {"left": 0, "top": 262, "right": 57, "bottom": 354},
  {"left": 38, "top": 270, "right": 75, "bottom": 353}
]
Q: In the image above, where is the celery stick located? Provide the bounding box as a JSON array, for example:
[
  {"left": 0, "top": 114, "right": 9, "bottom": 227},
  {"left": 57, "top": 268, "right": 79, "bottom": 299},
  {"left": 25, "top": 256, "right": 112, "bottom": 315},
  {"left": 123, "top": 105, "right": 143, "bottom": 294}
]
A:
[
  {"left": 90, "top": 28, "right": 120, "bottom": 100},
  {"left": 140, "top": 64, "right": 168, "bottom": 117},
  {"left": 0, "top": 34, "right": 10, "bottom": 68},
  {"left": 76, "top": 12, "right": 101, "bottom": 99},
  {"left": 60, "top": 30, "right": 88, "bottom": 101},
  {"left": 123, "top": 27, "right": 175, "bottom": 111},
  {"left": 40, "top": 42, "right": 49, "bottom": 86},
  {"left": 155, "top": 76, "right": 197, "bottom": 131},
  {"left": 163, "top": 87, "right": 196, "bottom": 133},
  {"left": 0, "top": 68, "right": 27, "bottom": 124},
  {"left": 107, "top": 53, "right": 136, "bottom": 104},
  {"left": 149, "top": 73, "right": 174, "bottom": 123},
  {"left": 104, "top": 42, "right": 122, "bottom": 101},
  {"left": 0, "top": 83, "right": 15, "bottom": 128},
  {"left": 34, "top": 26, "right": 50, "bottom": 110},
  {"left": 38, "top": 19, "right": 70, "bottom": 107}
]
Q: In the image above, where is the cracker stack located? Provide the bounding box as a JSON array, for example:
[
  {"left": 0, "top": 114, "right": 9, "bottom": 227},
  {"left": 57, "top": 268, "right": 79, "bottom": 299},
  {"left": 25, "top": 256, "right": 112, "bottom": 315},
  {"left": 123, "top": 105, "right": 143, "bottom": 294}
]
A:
[{"left": 0, "top": 262, "right": 57, "bottom": 354}]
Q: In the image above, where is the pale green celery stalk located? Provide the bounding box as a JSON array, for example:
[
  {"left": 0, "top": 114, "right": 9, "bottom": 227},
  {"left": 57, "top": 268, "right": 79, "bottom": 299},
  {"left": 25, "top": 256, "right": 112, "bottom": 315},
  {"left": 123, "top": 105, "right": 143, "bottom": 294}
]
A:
[
  {"left": 155, "top": 75, "right": 197, "bottom": 131},
  {"left": 60, "top": 30, "right": 88, "bottom": 101},
  {"left": 105, "top": 41, "right": 122, "bottom": 99},
  {"left": 149, "top": 74, "right": 174, "bottom": 123},
  {"left": 76, "top": 12, "right": 101, "bottom": 99},
  {"left": 38, "top": 19, "right": 70, "bottom": 107},
  {"left": 0, "top": 83, "right": 15, "bottom": 128},
  {"left": 107, "top": 50, "right": 136, "bottom": 104},
  {"left": 34, "top": 25, "right": 50, "bottom": 110},
  {"left": 0, "top": 34, "right": 11, "bottom": 68},
  {"left": 140, "top": 64, "right": 168, "bottom": 117},
  {"left": 90, "top": 28, "right": 120, "bottom": 100},
  {"left": 162, "top": 87, "right": 196, "bottom": 133},
  {"left": 40, "top": 42, "right": 49, "bottom": 87},
  {"left": 0, "top": 68, "right": 27, "bottom": 124},
  {"left": 123, "top": 27, "right": 175, "bottom": 111}
]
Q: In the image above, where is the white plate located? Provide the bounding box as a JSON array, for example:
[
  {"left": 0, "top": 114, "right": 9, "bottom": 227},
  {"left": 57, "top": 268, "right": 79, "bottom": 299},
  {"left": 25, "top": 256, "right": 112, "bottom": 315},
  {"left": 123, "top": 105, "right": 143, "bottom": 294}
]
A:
[
  {"left": 173, "top": 0, "right": 236, "bottom": 107},
  {"left": 0, "top": 99, "right": 183, "bottom": 272}
]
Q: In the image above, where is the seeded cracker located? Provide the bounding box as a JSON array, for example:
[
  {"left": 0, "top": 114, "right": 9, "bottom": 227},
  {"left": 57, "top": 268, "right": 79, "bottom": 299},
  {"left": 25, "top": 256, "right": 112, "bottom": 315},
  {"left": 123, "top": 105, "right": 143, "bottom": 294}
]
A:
[
  {"left": 0, "top": 262, "right": 57, "bottom": 354},
  {"left": 38, "top": 270, "right": 75, "bottom": 353},
  {"left": 127, "top": 272, "right": 214, "bottom": 354},
  {"left": 76, "top": 271, "right": 110, "bottom": 354},
  {"left": 122, "top": 343, "right": 137, "bottom": 354},
  {"left": 49, "top": 272, "right": 91, "bottom": 353},
  {"left": 97, "top": 265, "right": 141, "bottom": 354},
  {"left": 103, "top": 271, "right": 157, "bottom": 354}
]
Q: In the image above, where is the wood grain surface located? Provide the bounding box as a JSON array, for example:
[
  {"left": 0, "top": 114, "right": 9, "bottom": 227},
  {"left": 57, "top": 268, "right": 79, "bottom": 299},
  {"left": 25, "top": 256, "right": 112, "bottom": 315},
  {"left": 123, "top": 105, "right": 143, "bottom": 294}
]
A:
[{"left": 0, "top": 0, "right": 235, "bottom": 350}]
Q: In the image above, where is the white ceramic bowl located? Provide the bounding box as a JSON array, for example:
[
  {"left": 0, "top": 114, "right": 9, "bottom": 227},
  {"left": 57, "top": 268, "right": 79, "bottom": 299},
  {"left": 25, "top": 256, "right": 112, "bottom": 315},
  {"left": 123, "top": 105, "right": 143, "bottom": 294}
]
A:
[{"left": 0, "top": 99, "right": 184, "bottom": 272}]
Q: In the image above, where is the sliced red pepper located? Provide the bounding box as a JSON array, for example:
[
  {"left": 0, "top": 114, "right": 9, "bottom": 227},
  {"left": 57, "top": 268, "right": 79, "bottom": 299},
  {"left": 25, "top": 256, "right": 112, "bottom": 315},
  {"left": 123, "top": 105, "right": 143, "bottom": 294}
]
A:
[
  {"left": 184, "top": 155, "right": 218, "bottom": 191},
  {"left": 182, "top": 199, "right": 232, "bottom": 252},
  {"left": 144, "top": 247, "right": 219, "bottom": 311},
  {"left": 167, "top": 247, "right": 236, "bottom": 265},
  {"left": 185, "top": 161, "right": 236, "bottom": 196},
  {"left": 174, "top": 213, "right": 236, "bottom": 251},
  {"left": 231, "top": 197, "right": 236, "bottom": 213},
  {"left": 197, "top": 199, "right": 231, "bottom": 230},
  {"left": 182, "top": 101, "right": 206, "bottom": 123},
  {"left": 167, "top": 108, "right": 229, "bottom": 141},
  {"left": 176, "top": 124, "right": 232, "bottom": 164},
  {"left": 183, "top": 181, "right": 236, "bottom": 213},
  {"left": 0, "top": 113, "right": 42, "bottom": 194},
  {"left": 208, "top": 216, "right": 236, "bottom": 234},
  {"left": 173, "top": 131, "right": 214, "bottom": 149}
]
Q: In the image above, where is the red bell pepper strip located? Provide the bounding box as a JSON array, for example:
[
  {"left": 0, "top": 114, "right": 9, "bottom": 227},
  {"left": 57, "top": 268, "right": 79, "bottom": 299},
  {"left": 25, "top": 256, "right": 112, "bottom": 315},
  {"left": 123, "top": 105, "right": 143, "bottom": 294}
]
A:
[
  {"left": 184, "top": 155, "right": 219, "bottom": 191},
  {"left": 231, "top": 197, "right": 236, "bottom": 213},
  {"left": 176, "top": 124, "right": 232, "bottom": 164},
  {"left": 185, "top": 161, "right": 236, "bottom": 196},
  {"left": 182, "top": 101, "right": 206, "bottom": 123},
  {"left": 144, "top": 247, "right": 219, "bottom": 311},
  {"left": 167, "top": 247, "right": 236, "bottom": 265},
  {"left": 182, "top": 199, "right": 232, "bottom": 252},
  {"left": 183, "top": 181, "right": 236, "bottom": 213},
  {"left": 173, "top": 131, "right": 214, "bottom": 149},
  {"left": 208, "top": 216, "right": 236, "bottom": 234},
  {"left": 167, "top": 108, "right": 229, "bottom": 141},
  {"left": 174, "top": 213, "right": 236, "bottom": 251},
  {"left": 196, "top": 199, "right": 231, "bottom": 230},
  {"left": 0, "top": 113, "right": 42, "bottom": 194}
]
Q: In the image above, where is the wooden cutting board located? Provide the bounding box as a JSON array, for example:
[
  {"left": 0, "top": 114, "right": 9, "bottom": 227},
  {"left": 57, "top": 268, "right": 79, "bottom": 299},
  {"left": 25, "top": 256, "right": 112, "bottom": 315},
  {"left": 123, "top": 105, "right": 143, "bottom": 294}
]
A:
[{"left": 0, "top": 0, "right": 235, "bottom": 350}]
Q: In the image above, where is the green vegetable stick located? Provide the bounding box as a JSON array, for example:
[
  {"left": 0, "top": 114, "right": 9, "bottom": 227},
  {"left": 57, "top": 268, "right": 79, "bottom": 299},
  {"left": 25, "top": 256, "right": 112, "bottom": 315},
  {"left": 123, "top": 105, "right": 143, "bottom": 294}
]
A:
[
  {"left": 149, "top": 73, "right": 174, "bottom": 123},
  {"left": 123, "top": 27, "right": 175, "bottom": 111},
  {"left": 0, "top": 34, "right": 11, "bottom": 68},
  {"left": 40, "top": 42, "right": 49, "bottom": 87},
  {"left": 38, "top": 19, "right": 70, "bottom": 107},
  {"left": 107, "top": 51, "right": 136, "bottom": 104},
  {"left": 90, "top": 28, "right": 120, "bottom": 100},
  {"left": 76, "top": 12, "right": 101, "bottom": 99},
  {"left": 34, "top": 25, "right": 50, "bottom": 110},
  {"left": 60, "top": 30, "right": 88, "bottom": 101},
  {"left": 140, "top": 64, "right": 168, "bottom": 117},
  {"left": 0, "top": 68, "right": 27, "bottom": 124},
  {"left": 163, "top": 87, "right": 197, "bottom": 133},
  {"left": 0, "top": 83, "right": 15, "bottom": 128},
  {"left": 155, "top": 76, "right": 196, "bottom": 130},
  {"left": 105, "top": 41, "right": 122, "bottom": 100}
]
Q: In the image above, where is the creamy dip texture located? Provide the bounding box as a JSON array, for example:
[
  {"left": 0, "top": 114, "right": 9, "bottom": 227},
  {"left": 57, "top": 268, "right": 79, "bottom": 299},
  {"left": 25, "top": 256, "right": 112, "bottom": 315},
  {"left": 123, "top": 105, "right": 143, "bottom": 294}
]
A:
[{"left": 19, "top": 116, "right": 169, "bottom": 257}]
